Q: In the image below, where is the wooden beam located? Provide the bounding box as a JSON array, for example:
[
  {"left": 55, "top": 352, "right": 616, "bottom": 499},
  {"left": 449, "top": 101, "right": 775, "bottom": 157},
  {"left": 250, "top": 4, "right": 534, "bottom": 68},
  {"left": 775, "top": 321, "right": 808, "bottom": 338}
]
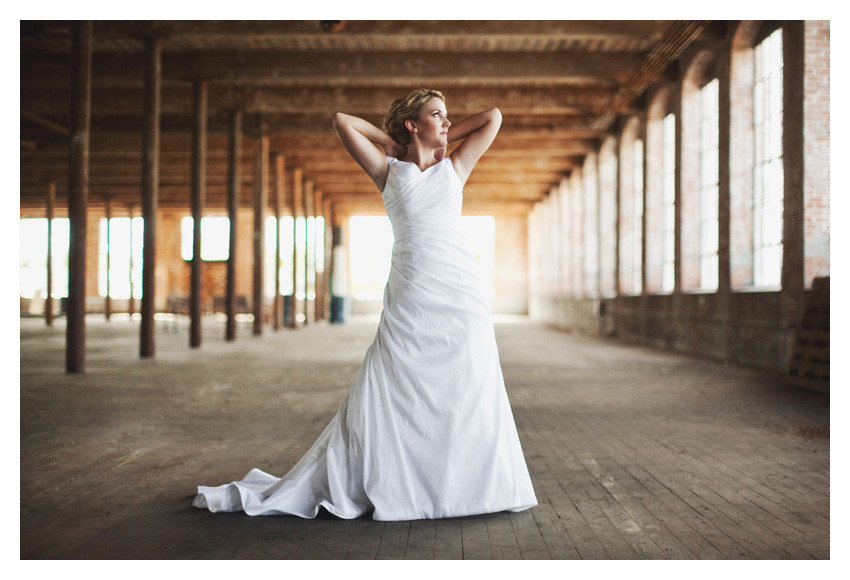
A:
[
  {"left": 21, "top": 109, "right": 69, "bottom": 136},
  {"left": 20, "top": 85, "right": 619, "bottom": 117},
  {"left": 252, "top": 132, "right": 269, "bottom": 336},
  {"left": 314, "top": 187, "right": 324, "bottom": 322},
  {"left": 190, "top": 80, "right": 207, "bottom": 349},
  {"left": 140, "top": 35, "right": 161, "bottom": 359},
  {"left": 66, "top": 21, "right": 91, "bottom": 374},
  {"left": 22, "top": 50, "right": 645, "bottom": 89},
  {"left": 225, "top": 110, "right": 242, "bottom": 342},
  {"left": 272, "top": 153, "right": 285, "bottom": 330},
  {"left": 289, "top": 167, "right": 303, "bottom": 328},
  {"left": 92, "top": 20, "right": 673, "bottom": 40}
]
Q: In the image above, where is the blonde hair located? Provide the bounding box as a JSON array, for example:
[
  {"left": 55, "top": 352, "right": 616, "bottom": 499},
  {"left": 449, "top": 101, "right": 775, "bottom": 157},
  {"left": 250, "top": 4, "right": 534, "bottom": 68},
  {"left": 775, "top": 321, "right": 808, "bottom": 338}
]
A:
[{"left": 383, "top": 89, "right": 446, "bottom": 145}]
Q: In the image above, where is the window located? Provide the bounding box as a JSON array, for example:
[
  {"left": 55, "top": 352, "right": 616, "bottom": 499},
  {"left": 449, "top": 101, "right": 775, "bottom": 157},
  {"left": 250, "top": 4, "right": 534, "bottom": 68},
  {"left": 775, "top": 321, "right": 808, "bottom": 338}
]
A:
[
  {"left": 98, "top": 217, "right": 144, "bottom": 299},
  {"left": 699, "top": 79, "right": 720, "bottom": 290},
  {"left": 266, "top": 215, "right": 292, "bottom": 299},
  {"left": 261, "top": 214, "right": 325, "bottom": 301},
  {"left": 661, "top": 113, "right": 676, "bottom": 293},
  {"left": 20, "top": 218, "right": 69, "bottom": 299},
  {"left": 180, "top": 216, "right": 230, "bottom": 261},
  {"left": 753, "top": 28, "right": 783, "bottom": 287}
]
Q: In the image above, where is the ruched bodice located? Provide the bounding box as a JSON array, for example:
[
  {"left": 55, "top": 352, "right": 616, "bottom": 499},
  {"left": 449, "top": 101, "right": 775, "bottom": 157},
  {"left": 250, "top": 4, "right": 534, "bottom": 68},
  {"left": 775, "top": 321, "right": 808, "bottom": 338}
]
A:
[{"left": 193, "top": 155, "right": 537, "bottom": 521}]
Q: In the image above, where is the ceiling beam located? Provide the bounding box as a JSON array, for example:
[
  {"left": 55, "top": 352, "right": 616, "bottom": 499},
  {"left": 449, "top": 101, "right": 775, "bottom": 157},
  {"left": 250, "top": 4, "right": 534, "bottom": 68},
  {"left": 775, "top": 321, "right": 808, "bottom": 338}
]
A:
[{"left": 22, "top": 50, "right": 646, "bottom": 89}]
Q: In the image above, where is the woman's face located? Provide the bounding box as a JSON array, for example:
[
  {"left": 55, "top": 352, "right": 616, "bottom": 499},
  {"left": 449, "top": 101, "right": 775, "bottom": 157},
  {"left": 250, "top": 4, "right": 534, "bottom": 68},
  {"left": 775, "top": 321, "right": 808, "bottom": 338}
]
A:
[{"left": 410, "top": 97, "right": 450, "bottom": 146}]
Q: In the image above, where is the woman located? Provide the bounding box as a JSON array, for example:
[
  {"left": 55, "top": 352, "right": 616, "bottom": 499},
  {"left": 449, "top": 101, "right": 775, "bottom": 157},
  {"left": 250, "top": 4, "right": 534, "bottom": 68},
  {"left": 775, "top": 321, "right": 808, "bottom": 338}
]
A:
[{"left": 193, "top": 89, "right": 537, "bottom": 521}]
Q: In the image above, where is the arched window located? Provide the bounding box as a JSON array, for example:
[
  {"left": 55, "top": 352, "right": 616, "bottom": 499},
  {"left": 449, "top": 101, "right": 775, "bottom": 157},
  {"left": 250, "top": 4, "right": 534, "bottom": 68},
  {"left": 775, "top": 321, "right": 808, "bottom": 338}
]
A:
[
  {"left": 730, "top": 22, "right": 784, "bottom": 289},
  {"left": 680, "top": 50, "right": 720, "bottom": 292},
  {"left": 645, "top": 88, "right": 674, "bottom": 294}
]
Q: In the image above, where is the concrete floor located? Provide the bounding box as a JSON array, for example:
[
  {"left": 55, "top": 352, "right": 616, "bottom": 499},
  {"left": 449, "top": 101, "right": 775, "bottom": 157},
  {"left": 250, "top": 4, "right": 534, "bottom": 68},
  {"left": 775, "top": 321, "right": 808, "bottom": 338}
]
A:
[{"left": 20, "top": 313, "right": 829, "bottom": 559}]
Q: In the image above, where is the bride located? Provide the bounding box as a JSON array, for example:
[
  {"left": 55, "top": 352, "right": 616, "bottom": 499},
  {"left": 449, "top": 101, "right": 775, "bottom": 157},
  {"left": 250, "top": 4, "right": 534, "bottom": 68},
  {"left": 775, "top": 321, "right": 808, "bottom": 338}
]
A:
[{"left": 193, "top": 89, "right": 537, "bottom": 521}]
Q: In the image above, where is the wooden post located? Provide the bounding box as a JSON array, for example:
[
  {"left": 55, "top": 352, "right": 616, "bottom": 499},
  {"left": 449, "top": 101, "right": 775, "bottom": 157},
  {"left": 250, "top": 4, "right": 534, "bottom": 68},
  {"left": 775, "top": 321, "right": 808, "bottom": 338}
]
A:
[
  {"left": 66, "top": 21, "right": 91, "bottom": 373},
  {"left": 128, "top": 204, "right": 136, "bottom": 317},
  {"left": 289, "top": 167, "right": 303, "bottom": 328},
  {"left": 190, "top": 80, "right": 207, "bottom": 348},
  {"left": 302, "top": 177, "right": 313, "bottom": 326},
  {"left": 323, "top": 199, "right": 334, "bottom": 323},
  {"left": 140, "top": 35, "right": 161, "bottom": 359},
  {"left": 273, "top": 153, "right": 286, "bottom": 330},
  {"left": 45, "top": 180, "right": 55, "bottom": 326},
  {"left": 252, "top": 132, "right": 269, "bottom": 336},
  {"left": 105, "top": 195, "right": 112, "bottom": 321},
  {"left": 314, "top": 187, "right": 324, "bottom": 322},
  {"left": 225, "top": 110, "right": 242, "bottom": 341}
]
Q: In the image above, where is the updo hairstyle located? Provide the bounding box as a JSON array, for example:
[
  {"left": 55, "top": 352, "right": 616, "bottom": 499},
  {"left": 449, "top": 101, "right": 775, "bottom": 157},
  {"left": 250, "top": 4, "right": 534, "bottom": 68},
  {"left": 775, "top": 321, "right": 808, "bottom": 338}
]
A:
[{"left": 383, "top": 89, "right": 446, "bottom": 146}]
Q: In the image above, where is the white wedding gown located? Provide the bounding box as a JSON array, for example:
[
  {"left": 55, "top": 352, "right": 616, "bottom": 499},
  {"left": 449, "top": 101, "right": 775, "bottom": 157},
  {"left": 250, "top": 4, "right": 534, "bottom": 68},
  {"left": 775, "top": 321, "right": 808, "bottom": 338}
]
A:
[{"left": 193, "top": 156, "right": 537, "bottom": 521}]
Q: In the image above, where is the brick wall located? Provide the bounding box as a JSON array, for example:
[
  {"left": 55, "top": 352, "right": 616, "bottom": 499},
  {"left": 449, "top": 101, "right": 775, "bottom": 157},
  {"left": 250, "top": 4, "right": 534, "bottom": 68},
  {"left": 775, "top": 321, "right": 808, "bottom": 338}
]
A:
[{"left": 803, "top": 20, "right": 830, "bottom": 287}]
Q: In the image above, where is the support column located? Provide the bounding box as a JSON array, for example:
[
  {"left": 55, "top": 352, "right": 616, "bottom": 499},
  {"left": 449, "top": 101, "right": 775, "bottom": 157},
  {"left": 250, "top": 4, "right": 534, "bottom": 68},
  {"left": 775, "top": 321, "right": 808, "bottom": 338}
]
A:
[
  {"left": 272, "top": 153, "right": 286, "bottom": 330},
  {"left": 140, "top": 35, "right": 161, "bottom": 359},
  {"left": 66, "top": 21, "right": 91, "bottom": 373},
  {"left": 190, "top": 80, "right": 208, "bottom": 348},
  {"left": 781, "top": 21, "right": 805, "bottom": 322},
  {"left": 128, "top": 203, "right": 136, "bottom": 318},
  {"left": 323, "top": 198, "right": 334, "bottom": 322},
  {"left": 45, "top": 180, "right": 55, "bottom": 326},
  {"left": 329, "top": 210, "right": 348, "bottom": 324},
  {"left": 104, "top": 195, "right": 112, "bottom": 321},
  {"left": 225, "top": 110, "right": 242, "bottom": 341},
  {"left": 289, "top": 167, "right": 303, "bottom": 328},
  {"left": 313, "top": 187, "right": 324, "bottom": 322},
  {"left": 252, "top": 132, "right": 269, "bottom": 336},
  {"left": 303, "top": 177, "right": 313, "bottom": 325}
]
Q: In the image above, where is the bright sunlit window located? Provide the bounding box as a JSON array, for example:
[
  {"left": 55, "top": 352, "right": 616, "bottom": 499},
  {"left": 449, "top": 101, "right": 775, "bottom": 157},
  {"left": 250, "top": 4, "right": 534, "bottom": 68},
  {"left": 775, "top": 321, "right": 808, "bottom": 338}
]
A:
[
  {"left": 181, "top": 216, "right": 230, "bottom": 261},
  {"left": 98, "top": 217, "right": 144, "bottom": 298},
  {"left": 20, "top": 218, "right": 69, "bottom": 299},
  {"left": 661, "top": 113, "right": 676, "bottom": 293},
  {"left": 753, "top": 28, "right": 784, "bottom": 288},
  {"left": 699, "top": 79, "right": 720, "bottom": 290},
  {"left": 263, "top": 215, "right": 324, "bottom": 300}
]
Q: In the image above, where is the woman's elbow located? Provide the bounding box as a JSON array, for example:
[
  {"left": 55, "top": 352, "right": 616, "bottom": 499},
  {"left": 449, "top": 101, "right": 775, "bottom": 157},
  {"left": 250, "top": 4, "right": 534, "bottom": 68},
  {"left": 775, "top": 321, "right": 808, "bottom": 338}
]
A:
[{"left": 489, "top": 108, "right": 503, "bottom": 126}]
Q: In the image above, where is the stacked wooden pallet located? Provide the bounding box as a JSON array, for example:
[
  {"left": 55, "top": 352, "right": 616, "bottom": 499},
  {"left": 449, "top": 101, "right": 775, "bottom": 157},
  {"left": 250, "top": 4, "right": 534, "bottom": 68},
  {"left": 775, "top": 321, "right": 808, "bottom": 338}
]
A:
[{"left": 788, "top": 277, "right": 830, "bottom": 393}]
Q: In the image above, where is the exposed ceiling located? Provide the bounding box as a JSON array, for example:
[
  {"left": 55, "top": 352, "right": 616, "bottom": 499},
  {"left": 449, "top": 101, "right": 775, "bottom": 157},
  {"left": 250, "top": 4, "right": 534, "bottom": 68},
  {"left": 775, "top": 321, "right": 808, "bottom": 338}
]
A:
[{"left": 20, "top": 20, "right": 716, "bottom": 217}]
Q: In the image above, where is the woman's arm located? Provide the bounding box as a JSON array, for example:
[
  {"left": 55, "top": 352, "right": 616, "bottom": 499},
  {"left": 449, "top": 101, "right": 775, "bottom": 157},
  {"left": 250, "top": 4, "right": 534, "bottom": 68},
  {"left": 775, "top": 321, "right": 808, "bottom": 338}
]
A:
[
  {"left": 447, "top": 108, "right": 502, "bottom": 185},
  {"left": 333, "top": 112, "right": 406, "bottom": 191}
]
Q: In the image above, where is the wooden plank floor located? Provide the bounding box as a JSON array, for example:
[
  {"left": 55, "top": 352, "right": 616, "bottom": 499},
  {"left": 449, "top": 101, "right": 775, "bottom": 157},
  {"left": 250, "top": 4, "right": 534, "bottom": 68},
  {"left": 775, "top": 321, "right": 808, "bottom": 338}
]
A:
[{"left": 19, "top": 315, "right": 830, "bottom": 560}]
